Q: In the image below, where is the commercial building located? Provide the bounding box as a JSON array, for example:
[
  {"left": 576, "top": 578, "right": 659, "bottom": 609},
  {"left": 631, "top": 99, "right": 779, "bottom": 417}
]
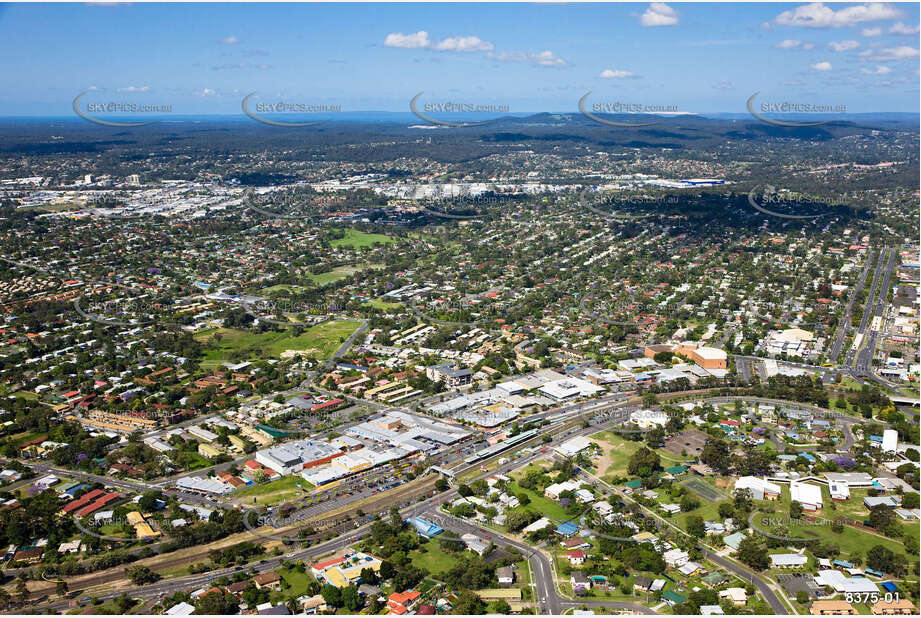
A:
[
  {"left": 882, "top": 429, "right": 898, "bottom": 453},
  {"left": 790, "top": 481, "right": 823, "bottom": 511},
  {"left": 770, "top": 553, "right": 808, "bottom": 568},
  {"left": 630, "top": 409, "right": 667, "bottom": 428},
  {"left": 426, "top": 363, "right": 473, "bottom": 387},
  {"left": 255, "top": 440, "right": 343, "bottom": 476},
  {"left": 735, "top": 476, "right": 781, "bottom": 501},
  {"left": 555, "top": 435, "right": 593, "bottom": 458},
  {"left": 539, "top": 377, "right": 603, "bottom": 400},
  {"left": 687, "top": 345, "right": 728, "bottom": 370}
]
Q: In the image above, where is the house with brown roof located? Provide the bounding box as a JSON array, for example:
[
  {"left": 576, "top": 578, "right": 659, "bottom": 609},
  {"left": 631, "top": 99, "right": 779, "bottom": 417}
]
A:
[
  {"left": 13, "top": 548, "right": 44, "bottom": 563},
  {"left": 871, "top": 599, "right": 916, "bottom": 615},
  {"left": 253, "top": 572, "right": 281, "bottom": 589},
  {"left": 811, "top": 600, "right": 857, "bottom": 615}
]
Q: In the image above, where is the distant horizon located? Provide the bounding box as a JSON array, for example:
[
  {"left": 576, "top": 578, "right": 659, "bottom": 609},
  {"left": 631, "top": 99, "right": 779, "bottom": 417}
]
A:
[
  {"left": 0, "top": 110, "right": 918, "bottom": 120},
  {"left": 2, "top": 3, "right": 917, "bottom": 115}
]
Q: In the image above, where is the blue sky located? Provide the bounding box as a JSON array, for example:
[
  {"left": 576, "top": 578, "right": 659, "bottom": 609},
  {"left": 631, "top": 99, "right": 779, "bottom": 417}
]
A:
[{"left": 1, "top": 2, "right": 918, "bottom": 116}]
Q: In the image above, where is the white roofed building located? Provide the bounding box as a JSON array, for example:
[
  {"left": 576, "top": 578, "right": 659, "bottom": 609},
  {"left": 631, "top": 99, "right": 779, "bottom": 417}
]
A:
[{"left": 790, "top": 481, "right": 823, "bottom": 511}]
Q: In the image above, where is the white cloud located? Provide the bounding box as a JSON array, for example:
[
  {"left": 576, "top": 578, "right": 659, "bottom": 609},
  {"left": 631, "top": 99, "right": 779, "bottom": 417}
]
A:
[
  {"left": 871, "top": 45, "right": 920, "bottom": 60},
  {"left": 828, "top": 40, "right": 860, "bottom": 52},
  {"left": 811, "top": 61, "right": 833, "bottom": 71},
  {"left": 860, "top": 65, "right": 892, "bottom": 74},
  {"left": 219, "top": 36, "right": 239, "bottom": 45},
  {"left": 489, "top": 50, "right": 567, "bottom": 67},
  {"left": 861, "top": 27, "right": 882, "bottom": 36},
  {"left": 384, "top": 31, "right": 494, "bottom": 53},
  {"left": 194, "top": 88, "right": 217, "bottom": 97},
  {"left": 116, "top": 86, "right": 149, "bottom": 93},
  {"left": 384, "top": 31, "right": 432, "bottom": 49},
  {"left": 432, "top": 36, "right": 493, "bottom": 52},
  {"left": 774, "top": 3, "right": 901, "bottom": 28},
  {"left": 774, "top": 39, "right": 803, "bottom": 48},
  {"left": 802, "top": 43, "right": 815, "bottom": 50},
  {"left": 599, "top": 69, "right": 636, "bottom": 79},
  {"left": 712, "top": 80, "right": 734, "bottom": 90},
  {"left": 889, "top": 21, "right": 920, "bottom": 35},
  {"left": 641, "top": 3, "right": 679, "bottom": 27}
]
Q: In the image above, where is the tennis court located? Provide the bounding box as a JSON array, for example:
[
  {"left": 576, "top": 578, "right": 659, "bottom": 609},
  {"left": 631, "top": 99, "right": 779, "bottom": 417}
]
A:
[{"left": 681, "top": 477, "right": 728, "bottom": 502}]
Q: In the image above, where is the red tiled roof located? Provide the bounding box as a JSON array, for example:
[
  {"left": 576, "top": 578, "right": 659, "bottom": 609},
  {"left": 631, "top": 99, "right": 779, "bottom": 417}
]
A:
[{"left": 312, "top": 557, "right": 346, "bottom": 571}]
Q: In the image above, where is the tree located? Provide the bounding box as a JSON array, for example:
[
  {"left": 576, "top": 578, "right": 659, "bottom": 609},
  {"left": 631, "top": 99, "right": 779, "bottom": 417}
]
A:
[
  {"left": 900, "top": 493, "right": 919, "bottom": 509},
  {"left": 56, "top": 580, "right": 68, "bottom": 598},
  {"left": 14, "top": 580, "right": 28, "bottom": 604},
  {"left": 389, "top": 506, "right": 403, "bottom": 531},
  {"left": 732, "top": 488, "right": 753, "bottom": 514},
  {"left": 517, "top": 492, "right": 530, "bottom": 506},
  {"left": 341, "top": 585, "right": 361, "bottom": 611},
  {"left": 866, "top": 545, "right": 894, "bottom": 574},
  {"left": 489, "top": 600, "right": 512, "bottom": 614},
  {"left": 627, "top": 446, "right": 661, "bottom": 477},
  {"left": 457, "top": 484, "right": 473, "bottom": 497},
  {"left": 789, "top": 500, "right": 803, "bottom": 520},
  {"left": 718, "top": 502, "right": 734, "bottom": 519},
  {"left": 138, "top": 490, "right": 163, "bottom": 512},
  {"left": 0, "top": 589, "right": 11, "bottom": 610},
  {"left": 680, "top": 494, "right": 700, "bottom": 512},
  {"left": 379, "top": 561, "right": 395, "bottom": 581},
  {"left": 434, "top": 478, "right": 449, "bottom": 492},
  {"left": 125, "top": 565, "right": 160, "bottom": 585},
  {"left": 736, "top": 536, "right": 769, "bottom": 571},
  {"left": 686, "top": 515, "right": 706, "bottom": 538},
  {"left": 359, "top": 567, "right": 379, "bottom": 586},
  {"left": 451, "top": 590, "right": 487, "bottom": 614},
  {"left": 796, "top": 590, "right": 809, "bottom": 604},
  {"left": 321, "top": 584, "right": 342, "bottom": 608},
  {"left": 700, "top": 437, "right": 731, "bottom": 474},
  {"left": 194, "top": 591, "right": 238, "bottom": 615},
  {"left": 645, "top": 427, "right": 665, "bottom": 449},
  {"left": 868, "top": 505, "right": 894, "bottom": 531},
  {"left": 653, "top": 351, "right": 674, "bottom": 364}
]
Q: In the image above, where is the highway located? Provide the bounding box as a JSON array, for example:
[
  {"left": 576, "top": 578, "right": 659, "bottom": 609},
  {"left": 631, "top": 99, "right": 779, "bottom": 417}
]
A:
[
  {"left": 854, "top": 248, "right": 896, "bottom": 378},
  {"left": 846, "top": 247, "right": 893, "bottom": 376},
  {"left": 828, "top": 252, "right": 873, "bottom": 362}
]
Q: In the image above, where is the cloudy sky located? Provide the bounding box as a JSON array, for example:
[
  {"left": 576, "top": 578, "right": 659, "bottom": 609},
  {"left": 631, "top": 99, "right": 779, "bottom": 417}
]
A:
[{"left": 1, "top": 2, "right": 918, "bottom": 116}]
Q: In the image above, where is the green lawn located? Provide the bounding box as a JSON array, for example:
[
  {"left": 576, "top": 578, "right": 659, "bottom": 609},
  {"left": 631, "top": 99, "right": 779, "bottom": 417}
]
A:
[
  {"left": 751, "top": 487, "right": 912, "bottom": 563},
  {"left": 590, "top": 431, "right": 642, "bottom": 481},
  {"left": 196, "top": 320, "right": 360, "bottom": 367},
  {"left": 410, "top": 538, "right": 459, "bottom": 577},
  {"left": 232, "top": 476, "right": 312, "bottom": 506},
  {"left": 366, "top": 298, "right": 403, "bottom": 311},
  {"left": 261, "top": 284, "right": 311, "bottom": 295},
  {"left": 506, "top": 481, "right": 572, "bottom": 522},
  {"left": 329, "top": 229, "right": 394, "bottom": 249},
  {"left": 278, "top": 566, "right": 317, "bottom": 597},
  {"left": 97, "top": 523, "right": 131, "bottom": 538}
]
